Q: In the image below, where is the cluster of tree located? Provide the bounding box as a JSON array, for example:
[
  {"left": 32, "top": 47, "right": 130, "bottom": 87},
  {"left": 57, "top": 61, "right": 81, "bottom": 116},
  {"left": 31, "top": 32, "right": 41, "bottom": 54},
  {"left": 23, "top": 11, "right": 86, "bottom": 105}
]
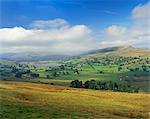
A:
[
  {"left": 12, "top": 66, "right": 31, "bottom": 78},
  {"left": 59, "top": 65, "right": 65, "bottom": 70},
  {"left": 30, "top": 73, "right": 39, "bottom": 78},
  {"left": 15, "top": 73, "right": 22, "bottom": 78},
  {"left": 45, "top": 65, "right": 80, "bottom": 78},
  {"left": 11, "top": 66, "right": 19, "bottom": 73},
  {"left": 11, "top": 65, "right": 38, "bottom": 78},
  {"left": 129, "top": 67, "right": 149, "bottom": 72},
  {"left": 70, "top": 80, "right": 139, "bottom": 93}
]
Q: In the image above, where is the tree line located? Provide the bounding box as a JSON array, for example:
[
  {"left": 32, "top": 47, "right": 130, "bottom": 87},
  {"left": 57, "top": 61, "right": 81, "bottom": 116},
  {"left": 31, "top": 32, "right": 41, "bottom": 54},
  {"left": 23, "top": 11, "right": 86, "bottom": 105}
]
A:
[{"left": 70, "top": 80, "right": 139, "bottom": 93}]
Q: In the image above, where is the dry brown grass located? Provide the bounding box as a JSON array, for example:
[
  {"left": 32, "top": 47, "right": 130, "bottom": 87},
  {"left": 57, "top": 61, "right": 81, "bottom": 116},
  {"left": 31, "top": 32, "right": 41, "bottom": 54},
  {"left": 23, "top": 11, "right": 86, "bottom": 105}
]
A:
[{"left": 0, "top": 81, "right": 150, "bottom": 119}]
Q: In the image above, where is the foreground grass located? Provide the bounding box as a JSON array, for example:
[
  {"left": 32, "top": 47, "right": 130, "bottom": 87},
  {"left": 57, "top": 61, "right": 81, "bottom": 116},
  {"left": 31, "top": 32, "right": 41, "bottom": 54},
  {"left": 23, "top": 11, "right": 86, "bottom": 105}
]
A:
[{"left": 0, "top": 81, "right": 150, "bottom": 119}]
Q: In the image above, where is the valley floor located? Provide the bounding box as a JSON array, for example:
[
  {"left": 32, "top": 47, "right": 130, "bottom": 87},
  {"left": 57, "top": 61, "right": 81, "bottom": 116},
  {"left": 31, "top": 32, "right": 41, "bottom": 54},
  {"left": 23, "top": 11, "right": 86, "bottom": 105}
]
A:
[{"left": 0, "top": 81, "right": 150, "bottom": 119}]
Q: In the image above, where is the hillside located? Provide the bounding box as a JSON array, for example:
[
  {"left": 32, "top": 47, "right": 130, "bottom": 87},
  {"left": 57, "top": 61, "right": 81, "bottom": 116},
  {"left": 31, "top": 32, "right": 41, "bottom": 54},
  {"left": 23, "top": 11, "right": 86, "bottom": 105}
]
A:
[
  {"left": 84, "top": 46, "right": 150, "bottom": 57},
  {"left": 108, "top": 47, "right": 150, "bottom": 57},
  {"left": 0, "top": 81, "right": 150, "bottom": 119}
]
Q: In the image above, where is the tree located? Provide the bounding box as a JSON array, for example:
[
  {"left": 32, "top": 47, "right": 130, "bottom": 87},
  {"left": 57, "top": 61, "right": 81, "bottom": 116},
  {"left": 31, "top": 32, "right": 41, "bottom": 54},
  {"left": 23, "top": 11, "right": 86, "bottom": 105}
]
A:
[
  {"left": 15, "top": 73, "right": 22, "bottom": 78},
  {"left": 66, "top": 72, "right": 69, "bottom": 75},
  {"left": 52, "top": 71, "right": 57, "bottom": 77},
  {"left": 129, "top": 69, "right": 134, "bottom": 72},
  {"left": 84, "top": 81, "right": 90, "bottom": 88},
  {"left": 70, "top": 80, "right": 83, "bottom": 88},
  {"left": 114, "top": 82, "right": 118, "bottom": 91},
  {"left": 11, "top": 66, "right": 18, "bottom": 73},
  {"left": 84, "top": 80, "right": 97, "bottom": 89},
  {"left": 74, "top": 69, "right": 79, "bottom": 75},
  {"left": 134, "top": 88, "right": 139, "bottom": 93},
  {"left": 118, "top": 67, "right": 122, "bottom": 71},
  {"left": 63, "top": 71, "right": 66, "bottom": 75},
  {"left": 99, "top": 71, "right": 104, "bottom": 74},
  {"left": 30, "top": 73, "right": 39, "bottom": 78},
  {"left": 87, "top": 80, "right": 96, "bottom": 89},
  {"left": 26, "top": 70, "right": 31, "bottom": 74},
  {"left": 60, "top": 65, "right": 65, "bottom": 70}
]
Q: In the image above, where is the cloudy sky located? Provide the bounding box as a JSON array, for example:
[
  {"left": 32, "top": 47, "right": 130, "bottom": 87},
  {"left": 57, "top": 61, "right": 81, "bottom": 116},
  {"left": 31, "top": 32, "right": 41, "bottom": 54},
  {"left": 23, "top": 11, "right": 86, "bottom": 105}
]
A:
[{"left": 0, "top": 0, "right": 150, "bottom": 54}]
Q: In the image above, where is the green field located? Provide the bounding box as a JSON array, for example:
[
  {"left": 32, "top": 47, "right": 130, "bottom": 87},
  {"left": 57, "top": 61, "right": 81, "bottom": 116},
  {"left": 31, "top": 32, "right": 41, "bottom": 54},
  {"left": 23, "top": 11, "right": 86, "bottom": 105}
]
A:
[{"left": 1, "top": 55, "right": 149, "bottom": 92}]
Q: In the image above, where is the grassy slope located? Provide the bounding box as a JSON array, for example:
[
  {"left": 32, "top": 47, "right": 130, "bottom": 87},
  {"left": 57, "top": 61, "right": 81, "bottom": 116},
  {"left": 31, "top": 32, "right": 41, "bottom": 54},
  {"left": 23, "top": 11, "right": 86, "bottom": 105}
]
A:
[
  {"left": 0, "top": 81, "right": 150, "bottom": 119},
  {"left": 109, "top": 47, "right": 150, "bottom": 57},
  {"left": 84, "top": 47, "right": 150, "bottom": 58}
]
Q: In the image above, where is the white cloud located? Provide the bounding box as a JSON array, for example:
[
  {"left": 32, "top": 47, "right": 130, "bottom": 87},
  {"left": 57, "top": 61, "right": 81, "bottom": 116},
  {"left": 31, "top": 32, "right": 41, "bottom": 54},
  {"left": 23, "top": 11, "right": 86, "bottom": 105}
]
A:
[
  {"left": 0, "top": 20, "right": 98, "bottom": 54},
  {"left": 30, "top": 18, "right": 69, "bottom": 29},
  {"left": 132, "top": 1, "right": 150, "bottom": 26},
  {"left": 99, "top": 1, "right": 150, "bottom": 48},
  {"left": 105, "top": 25, "right": 127, "bottom": 36}
]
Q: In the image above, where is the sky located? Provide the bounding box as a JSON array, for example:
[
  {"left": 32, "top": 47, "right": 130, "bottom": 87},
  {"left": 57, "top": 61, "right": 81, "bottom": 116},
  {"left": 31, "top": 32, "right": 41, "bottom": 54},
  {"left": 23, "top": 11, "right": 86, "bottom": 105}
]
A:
[{"left": 0, "top": 0, "right": 150, "bottom": 54}]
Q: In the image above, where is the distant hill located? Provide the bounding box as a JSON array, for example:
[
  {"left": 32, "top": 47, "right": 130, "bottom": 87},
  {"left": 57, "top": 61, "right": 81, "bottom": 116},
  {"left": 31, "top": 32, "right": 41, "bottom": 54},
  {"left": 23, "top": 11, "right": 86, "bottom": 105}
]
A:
[
  {"left": 85, "top": 46, "right": 121, "bottom": 54},
  {"left": 83, "top": 46, "right": 150, "bottom": 57},
  {"left": 0, "top": 53, "right": 71, "bottom": 61},
  {"left": 0, "top": 46, "right": 149, "bottom": 61}
]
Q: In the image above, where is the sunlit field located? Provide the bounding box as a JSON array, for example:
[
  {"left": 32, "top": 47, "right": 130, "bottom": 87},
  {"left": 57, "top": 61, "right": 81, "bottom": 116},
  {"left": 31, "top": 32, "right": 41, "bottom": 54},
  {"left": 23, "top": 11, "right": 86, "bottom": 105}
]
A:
[{"left": 0, "top": 81, "right": 150, "bottom": 119}]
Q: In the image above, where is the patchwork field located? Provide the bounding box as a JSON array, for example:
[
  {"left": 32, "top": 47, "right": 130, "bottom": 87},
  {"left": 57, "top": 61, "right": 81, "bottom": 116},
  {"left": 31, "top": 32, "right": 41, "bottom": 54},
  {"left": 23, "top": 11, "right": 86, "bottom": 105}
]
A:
[
  {"left": 1, "top": 54, "right": 149, "bottom": 92},
  {"left": 0, "top": 81, "right": 150, "bottom": 119}
]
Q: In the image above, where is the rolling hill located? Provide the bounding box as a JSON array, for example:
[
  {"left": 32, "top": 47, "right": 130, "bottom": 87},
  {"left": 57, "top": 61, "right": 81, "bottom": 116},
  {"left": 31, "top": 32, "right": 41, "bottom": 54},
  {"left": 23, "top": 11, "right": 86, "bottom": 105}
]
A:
[
  {"left": 0, "top": 53, "right": 71, "bottom": 61},
  {"left": 83, "top": 46, "right": 150, "bottom": 57},
  {"left": 0, "top": 46, "right": 149, "bottom": 61}
]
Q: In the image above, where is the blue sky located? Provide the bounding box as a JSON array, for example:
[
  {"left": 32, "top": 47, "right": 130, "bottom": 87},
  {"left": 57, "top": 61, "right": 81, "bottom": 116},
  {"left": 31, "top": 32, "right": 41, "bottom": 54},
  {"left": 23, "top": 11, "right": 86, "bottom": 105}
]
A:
[
  {"left": 1, "top": 0, "right": 149, "bottom": 29},
  {"left": 0, "top": 0, "right": 150, "bottom": 54}
]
